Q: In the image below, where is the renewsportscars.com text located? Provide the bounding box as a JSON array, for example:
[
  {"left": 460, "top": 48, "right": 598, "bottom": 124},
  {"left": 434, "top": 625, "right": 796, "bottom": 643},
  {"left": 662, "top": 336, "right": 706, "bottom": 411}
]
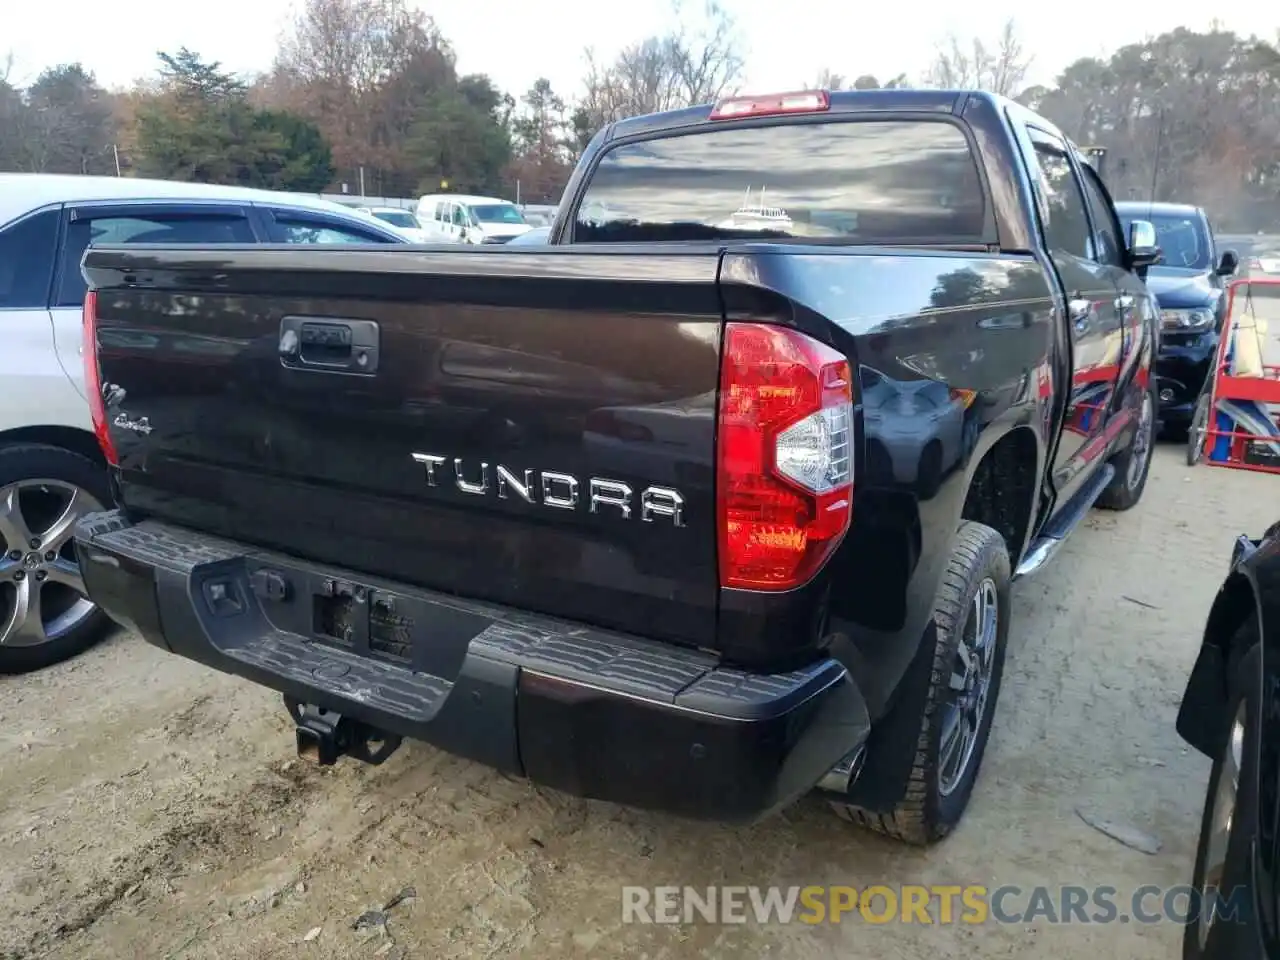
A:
[{"left": 621, "top": 884, "right": 1251, "bottom": 926}]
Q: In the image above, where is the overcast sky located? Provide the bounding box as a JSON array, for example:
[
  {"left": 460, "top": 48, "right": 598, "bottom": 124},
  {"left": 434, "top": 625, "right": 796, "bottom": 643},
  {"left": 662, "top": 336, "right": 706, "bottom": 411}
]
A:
[{"left": 5, "top": 1, "right": 1278, "bottom": 99}]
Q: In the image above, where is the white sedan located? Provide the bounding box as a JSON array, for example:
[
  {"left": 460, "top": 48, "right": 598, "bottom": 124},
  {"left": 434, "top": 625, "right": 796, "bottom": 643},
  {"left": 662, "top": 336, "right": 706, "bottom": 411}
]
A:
[
  {"left": 0, "top": 174, "right": 404, "bottom": 673},
  {"left": 356, "top": 206, "right": 433, "bottom": 242}
]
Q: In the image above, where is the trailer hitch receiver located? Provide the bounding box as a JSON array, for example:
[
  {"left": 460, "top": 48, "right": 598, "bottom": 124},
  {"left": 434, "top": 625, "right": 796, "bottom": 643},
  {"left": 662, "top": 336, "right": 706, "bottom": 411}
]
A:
[{"left": 286, "top": 698, "right": 402, "bottom": 766}]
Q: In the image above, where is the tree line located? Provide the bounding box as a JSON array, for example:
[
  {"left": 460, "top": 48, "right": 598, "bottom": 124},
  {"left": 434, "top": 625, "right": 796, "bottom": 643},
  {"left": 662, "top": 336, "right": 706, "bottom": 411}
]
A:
[{"left": 3, "top": 4, "right": 1280, "bottom": 229}]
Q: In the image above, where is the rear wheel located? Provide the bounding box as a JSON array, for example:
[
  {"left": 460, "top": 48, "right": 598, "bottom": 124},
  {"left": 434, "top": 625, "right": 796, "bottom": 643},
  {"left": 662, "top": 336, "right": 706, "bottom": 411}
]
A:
[
  {"left": 830, "top": 521, "right": 1011, "bottom": 845},
  {"left": 0, "top": 444, "right": 113, "bottom": 674},
  {"left": 1097, "top": 385, "right": 1156, "bottom": 511}
]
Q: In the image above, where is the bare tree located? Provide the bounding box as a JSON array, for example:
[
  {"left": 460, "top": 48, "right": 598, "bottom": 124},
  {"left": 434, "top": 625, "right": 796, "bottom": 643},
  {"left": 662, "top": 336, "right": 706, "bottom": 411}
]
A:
[
  {"left": 8, "top": 64, "right": 117, "bottom": 174},
  {"left": 271, "top": 0, "right": 448, "bottom": 179},
  {"left": 572, "top": 0, "right": 744, "bottom": 148},
  {"left": 924, "top": 18, "right": 1032, "bottom": 97},
  {"left": 805, "top": 70, "right": 909, "bottom": 92},
  {"left": 811, "top": 68, "right": 846, "bottom": 90}
]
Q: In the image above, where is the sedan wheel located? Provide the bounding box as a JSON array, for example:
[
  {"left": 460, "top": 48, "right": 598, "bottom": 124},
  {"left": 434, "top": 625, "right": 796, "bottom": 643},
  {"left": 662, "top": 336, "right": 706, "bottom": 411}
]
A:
[{"left": 0, "top": 478, "right": 104, "bottom": 648}]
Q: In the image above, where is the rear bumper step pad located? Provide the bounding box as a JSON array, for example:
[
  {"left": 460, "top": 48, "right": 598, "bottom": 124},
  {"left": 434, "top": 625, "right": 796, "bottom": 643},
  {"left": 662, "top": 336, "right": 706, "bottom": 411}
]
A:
[{"left": 75, "top": 511, "right": 870, "bottom": 821}]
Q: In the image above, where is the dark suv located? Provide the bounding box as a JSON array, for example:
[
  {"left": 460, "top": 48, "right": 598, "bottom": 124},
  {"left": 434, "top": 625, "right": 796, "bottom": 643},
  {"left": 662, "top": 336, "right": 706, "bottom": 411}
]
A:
[{"left": 1115, "top": 201, "right": 1240, "bottom": 434}]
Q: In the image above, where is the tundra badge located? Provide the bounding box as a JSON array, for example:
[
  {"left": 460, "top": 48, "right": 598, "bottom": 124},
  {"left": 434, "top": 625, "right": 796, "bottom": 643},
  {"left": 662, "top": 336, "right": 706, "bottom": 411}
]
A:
[{"left": 411, "top": 454, "right": 685, "bottom": 526}]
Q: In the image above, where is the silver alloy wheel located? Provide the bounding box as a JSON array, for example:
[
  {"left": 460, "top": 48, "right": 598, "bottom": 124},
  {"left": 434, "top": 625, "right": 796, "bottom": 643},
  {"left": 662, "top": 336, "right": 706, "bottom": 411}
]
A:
[
  {"left": 0, "top": 479, "right": 103, "bottom": 648},
  {"left": 939, "top": 577, "right": 999, "bottom": 797},
  {"left": 1128, "top": 391, "right": 1155, "bottom": 489},
  {"left": 1198, "top": 699, "right": 1246, "bottom": 949}
]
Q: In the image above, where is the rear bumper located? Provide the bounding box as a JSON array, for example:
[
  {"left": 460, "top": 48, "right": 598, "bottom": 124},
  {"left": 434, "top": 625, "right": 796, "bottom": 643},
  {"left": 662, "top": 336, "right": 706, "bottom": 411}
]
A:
[{"left": 74, "top": 511, "right": 870, "bottom": 822}]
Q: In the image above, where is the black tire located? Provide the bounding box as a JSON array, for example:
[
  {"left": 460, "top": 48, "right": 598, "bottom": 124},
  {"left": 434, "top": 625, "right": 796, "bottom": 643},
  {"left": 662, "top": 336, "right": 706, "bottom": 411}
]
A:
[
  {"left": 1097, "top": 384, "right": 1156, "bottom": 511},
  {"left": 0, "top": 443, "right": 114, "bottom": 674},
  {"left": 1186, "top": 391, "right": 1211, "bottom": 467},
  {"left": 1184, "top": 633, "right": 1261, "bottom": 959},
  {"left": 831, "top": 521, "right": 1011, "bottom": 845}
]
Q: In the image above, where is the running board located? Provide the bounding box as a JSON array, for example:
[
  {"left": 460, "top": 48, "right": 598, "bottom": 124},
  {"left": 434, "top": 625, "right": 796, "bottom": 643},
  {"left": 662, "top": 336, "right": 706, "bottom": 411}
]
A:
[{"left": 1015, "top": 463, "right": 1115, "bottom": 579}]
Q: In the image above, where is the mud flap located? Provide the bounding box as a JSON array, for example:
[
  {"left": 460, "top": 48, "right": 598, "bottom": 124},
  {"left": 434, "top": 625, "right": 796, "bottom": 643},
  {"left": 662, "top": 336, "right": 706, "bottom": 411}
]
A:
[
  {"left": 842, "top": 618, "right": 940, "bottom": 810},
  {"left": 1176, "top": 642, "right": 1227, "bottom": 758}
]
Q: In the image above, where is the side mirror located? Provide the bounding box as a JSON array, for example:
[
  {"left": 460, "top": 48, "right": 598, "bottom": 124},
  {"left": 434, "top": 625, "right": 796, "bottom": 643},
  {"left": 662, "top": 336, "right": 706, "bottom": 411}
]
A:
[
  {"left": 1216, "top": 249, "right": 1239, "bottom": 276},
  {"left": 1127, "top": 220, "right": 1162, "bottom": 270}
]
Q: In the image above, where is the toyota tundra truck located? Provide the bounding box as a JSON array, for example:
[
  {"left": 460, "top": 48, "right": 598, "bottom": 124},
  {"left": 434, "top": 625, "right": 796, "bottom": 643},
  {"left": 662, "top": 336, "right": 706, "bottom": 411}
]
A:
[{"left": 70, "top": 89, "right": 1163, "bottom": 845}]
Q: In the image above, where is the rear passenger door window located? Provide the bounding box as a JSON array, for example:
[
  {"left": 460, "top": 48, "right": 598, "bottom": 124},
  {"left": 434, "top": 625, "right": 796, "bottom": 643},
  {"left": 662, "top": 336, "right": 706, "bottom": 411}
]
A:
[
  {"left": 1029, "top": 142, "right": 1093, "bottom": 260},
  {"left": 263, "top": 211, "right": 399, "bottom": 245},
  {"left": 55, "top": 205, "right": 257, "bottom": 307},
  {"left": 275, "top": 221, "right": 389, "bottom": 244},
  {"left": 0, "top": 208, "right": 60, "bottom": 310}
]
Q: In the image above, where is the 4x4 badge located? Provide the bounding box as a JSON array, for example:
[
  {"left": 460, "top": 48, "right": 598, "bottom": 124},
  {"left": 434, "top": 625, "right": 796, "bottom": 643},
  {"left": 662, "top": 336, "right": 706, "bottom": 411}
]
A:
[{"left": 113, "top": 413, "right": 153, "bottom": 435}]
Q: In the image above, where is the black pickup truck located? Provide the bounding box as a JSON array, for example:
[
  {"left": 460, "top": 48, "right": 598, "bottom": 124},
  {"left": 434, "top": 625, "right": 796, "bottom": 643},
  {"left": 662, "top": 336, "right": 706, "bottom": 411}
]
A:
[{"left": 71, "top": 89, "right": 1163, "bottom": 845}]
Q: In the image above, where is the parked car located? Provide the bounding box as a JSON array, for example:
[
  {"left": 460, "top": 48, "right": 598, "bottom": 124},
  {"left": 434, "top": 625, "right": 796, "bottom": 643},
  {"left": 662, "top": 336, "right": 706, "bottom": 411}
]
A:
[
  {"left": 518, "top": 205, "right": 559, "bottom": 228},
  {"left": 1114, "top": 202, "right": 1239, "bottom": 435},
  {"left": 73, "top": 89, "right": 1160, "bottom": 844},
  {"left": 0, "top": 173, "right": 405, "bottom": 673},
  {"left": 356, "top": 205, "right": 432, "bottom": 242},
  {"left": 1245, "top": 241, "right": 1280, "bottom": 278},
  {"left": 414, "top": 194, "right": 533, "bottom": 244},
  {"left": 506, "top": 225, "right": 550, "bottom": 244},
  {"left": 1177, "top": 518, "right": 1280, "bottom": 958}
]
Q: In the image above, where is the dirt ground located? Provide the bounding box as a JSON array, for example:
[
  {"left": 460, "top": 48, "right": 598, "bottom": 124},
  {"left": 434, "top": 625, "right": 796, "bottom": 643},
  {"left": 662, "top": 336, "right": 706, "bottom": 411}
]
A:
[{"left": 1, "top": 443, "right": 1277, "bottom": 960}]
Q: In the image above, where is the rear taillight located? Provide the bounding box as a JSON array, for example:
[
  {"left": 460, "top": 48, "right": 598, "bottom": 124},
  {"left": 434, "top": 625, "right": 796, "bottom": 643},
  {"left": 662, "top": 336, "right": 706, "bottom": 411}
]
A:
[
  {"left": 709, "top": 90, "right": 830, "bottom": 121},
  {"left": 82, "top": 291, "right": 118, "bottom": 466},
  {"left": 717, "top": 323, "right": 854, "bottom": 591}
]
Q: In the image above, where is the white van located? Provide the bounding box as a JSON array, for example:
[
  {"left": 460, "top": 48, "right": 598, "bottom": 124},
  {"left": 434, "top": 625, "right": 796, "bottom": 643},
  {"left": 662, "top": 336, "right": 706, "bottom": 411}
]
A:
[{"left": 415, "top": 194, "right": 532, "bottom": 244}]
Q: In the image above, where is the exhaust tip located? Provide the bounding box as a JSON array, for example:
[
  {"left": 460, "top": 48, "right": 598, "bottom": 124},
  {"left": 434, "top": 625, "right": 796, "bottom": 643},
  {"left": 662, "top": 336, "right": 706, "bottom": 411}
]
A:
[{"left": 817, "top": 744, "right": 867, "bottom": 796}]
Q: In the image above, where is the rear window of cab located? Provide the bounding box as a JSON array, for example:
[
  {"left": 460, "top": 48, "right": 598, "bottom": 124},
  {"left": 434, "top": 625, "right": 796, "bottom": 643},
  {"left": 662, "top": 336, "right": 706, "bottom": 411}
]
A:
[{"left": 573, "top": 119, "right": 986, "bottom": 245}]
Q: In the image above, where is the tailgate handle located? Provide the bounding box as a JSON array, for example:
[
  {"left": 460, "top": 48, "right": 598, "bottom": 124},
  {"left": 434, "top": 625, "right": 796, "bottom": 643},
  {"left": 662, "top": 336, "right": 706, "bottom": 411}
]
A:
[{"left": 279, "top": 317, "right": 380, "bottom": 375}]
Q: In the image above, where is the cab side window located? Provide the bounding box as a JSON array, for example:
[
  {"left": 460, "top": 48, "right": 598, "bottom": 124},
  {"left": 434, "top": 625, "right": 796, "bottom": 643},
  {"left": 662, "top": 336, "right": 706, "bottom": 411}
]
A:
[{"left": 1031, "top": 142, "right": 1093, "bottom": 260}]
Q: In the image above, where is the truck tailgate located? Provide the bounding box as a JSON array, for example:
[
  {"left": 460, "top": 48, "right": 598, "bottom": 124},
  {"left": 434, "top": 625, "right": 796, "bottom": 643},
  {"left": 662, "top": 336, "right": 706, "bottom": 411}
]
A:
[{"left": 83, "top": 245, "right": 724, "bottom": 647}]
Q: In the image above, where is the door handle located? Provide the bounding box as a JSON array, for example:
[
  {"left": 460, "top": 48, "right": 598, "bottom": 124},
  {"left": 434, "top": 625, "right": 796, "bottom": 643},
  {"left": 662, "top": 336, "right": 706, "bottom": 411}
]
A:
[
  {"left": 279, "top": 316, "right": 380, "bottom": 374},
  {"left": 1068, "top": 298, "right": 1092, "bottom": 331}
]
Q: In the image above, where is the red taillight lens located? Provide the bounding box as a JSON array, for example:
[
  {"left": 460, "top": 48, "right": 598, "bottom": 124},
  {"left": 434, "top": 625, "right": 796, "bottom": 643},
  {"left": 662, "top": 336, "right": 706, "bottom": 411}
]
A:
[
  {"left": 82, "top": 291, "right": 119, "bottom": 466},
  {"left": 709, "top": 90, "right": 830, "bottom": 121},
  {"left": 717, "top": 322, "right": 854, "bottom": 591}
]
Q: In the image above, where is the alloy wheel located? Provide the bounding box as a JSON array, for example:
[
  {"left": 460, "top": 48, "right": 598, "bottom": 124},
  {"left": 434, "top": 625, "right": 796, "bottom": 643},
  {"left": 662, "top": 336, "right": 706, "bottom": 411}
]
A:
[
  {"left": 1198, "top": 699, "right": 1246, "bottom": 949},
  {"left": 0, "top": 479, "right": 103, "bottom": 648},
  {"left": 939, "top": 577, "right": 1000, "bottom": 796},
  {"left": 1128, "top": 391, "right": 1155, "bottom": 490}
]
